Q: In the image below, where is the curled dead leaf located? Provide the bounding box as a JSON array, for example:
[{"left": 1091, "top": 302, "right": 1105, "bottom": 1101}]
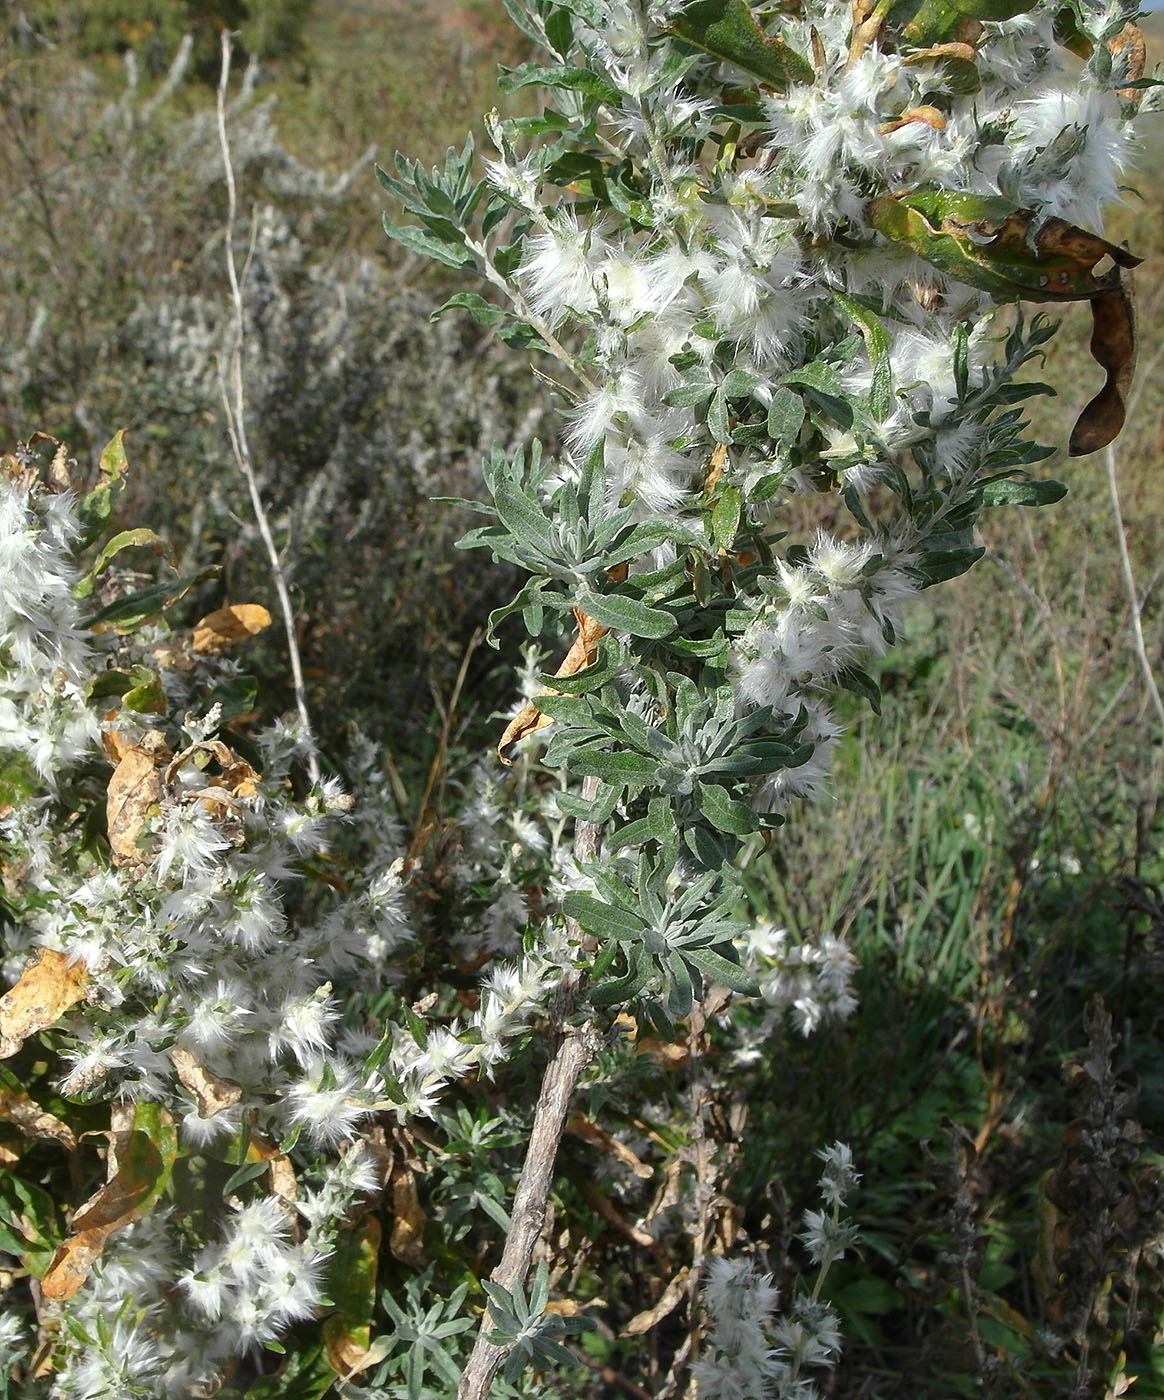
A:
[
  {"left": 388, "top": 1159, "right": 426, "bottom": 1267},
  {"left": 171, "top": 1046, "right": 243, "bottom": 1119},
  {"left": 498, "top": 609, "right": 609, "bottom": 764},
  {"left": 901, "top": 40, "right": 977, "bottom": 64},
  {"left": 881, "top": 104, "right": 946, "bottom": 133},
  {"left": 106, "top": 730, "right": 171, "bottom": 868},
  {"left": 565, "top": 1112, "right": 653, "bottom": 1179},
  {"left": 0, "top": 1086, "right": 77, "bottom": 1150},
  {"left": 191, "top": 603, "right": 273, "bottom": 655},
  {"left": 0, "top": 948, "right": 88, "bottom": 1059},
  {"left": 624, "top": 1266, "right": 691, "bottom": 1337},
  {"left": 1070, "top": 276, "right": 1136, "bottom": 457},
  {"left": 41, "top": 1103, "right": 176, "bottom": 1300},
  {"left": 580, "top": 1180, "right": 658, "bottom": 1251}
]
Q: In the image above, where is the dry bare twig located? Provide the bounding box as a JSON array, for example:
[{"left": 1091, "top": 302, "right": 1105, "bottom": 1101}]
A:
[
  {"left": 216, "top": 31, "right": 320, "bottom": 785},
  {"left": 457, "top": 781, "right": 604, "bottom": 1400}
]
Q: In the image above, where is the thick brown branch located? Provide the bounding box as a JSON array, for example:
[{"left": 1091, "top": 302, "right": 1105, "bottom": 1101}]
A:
[{"left": 457, "top": 804, "right": 602, "bottom": 1400}]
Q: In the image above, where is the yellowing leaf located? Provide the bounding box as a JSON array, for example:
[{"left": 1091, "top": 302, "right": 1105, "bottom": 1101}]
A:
[
  {"left": 191, "top": 603, "right": 273, "bottom": 655},
  {"left": 869, "top": 192, "right": 1140, "bottom": 303},
  {"left": 0, "top": 949, "right": 88, "bottom": 1060}
]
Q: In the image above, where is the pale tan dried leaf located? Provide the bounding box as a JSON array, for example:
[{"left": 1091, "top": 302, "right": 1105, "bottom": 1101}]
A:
[
  {"left": 498, "top": 609, "right": 609, "bottom": 764},
  {"left": 247, "top": 1130, "right": 299, "bottom": 1204},
  {"left": 0, "top": 949, "right": 88, "bottom": 1059},
  {"left": 171, "top": 1046, "right": 243, "bottom": 1119},
  {"left": 191, "top": 603, "right": 273, "bottom": 655},
  {"left": 901, "top": 40, "right": 976, "bottom": 64},
  {"left": 545, "top": 1298, "right": 582, "bottom": 1316},
  {"left": 0, "top": 1086, "right": 76, "bottom": 1150},
  {"left": 565, "top": 1112, "right": 653, "bottom": 1179},
  {"left": 107, "top": 731, "right": 171, "bottom": 868},
  {"left": 624, "top": 1267, "right": 690, "bottom": 1336},
  {"left": 881, "top": 105, "right": 946, "bottom": 133},
  {"left": 388, "top": 1160, "right": 427, "bottom": 1267},
  {"left": 580, "top": 1181, "right": 657, "bottom": 1250},
  {"left": 1110, "top": 22, "right": 1145, "bottom": 102},
  {"left": 636, "top": 1038, "right": 691, "bottom": 1069}
]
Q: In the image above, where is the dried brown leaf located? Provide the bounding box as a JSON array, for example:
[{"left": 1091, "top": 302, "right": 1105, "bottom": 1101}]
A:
[
  {"left": 191, "top": 603, "right": 273, "bottom": 655},
  {"left": 580, "top": 1181, "right": 658, "bottom": 1251},
  {"left": 1110, "top": 22, "right": 1145, "bottom": 102},
  {"left": 565, "top": 1112, "right": 653, "bottom": 1179},
  {"left": 0, "top": 1086, "right": 76, "bottom": 1150},
  {"left": 881, "top": 104, "right": 946, "bottom": 133},
  {"left": 247, "top": 1130, "right": 299, "bottom": 1204},
  {"left": 171, "top": 1046, "right": 243, "bottom": 1119},
  {"left": 0, "top": 948, "right": 88, "bottom": 1059},
  {"left": 901, "top": 40, "right": 976, "bottom": 63},
  {"left": 498, "top": 609, "right": 609, "bottom": 764},
  {"left": 1070, "top": 276, "right": 1136, "bottom": 456},
  {"left": 42, "top": 1103, "right": 175, "bottom": 1300},
  {"left": 388, "top": 1160, "right": 427, "bottom": 1267},
  {"left": 624, "top": 1266, "right": 691, "bottom": 1336},
  {"left": 107, "top": 730, "right": 171, "bottom": 868}
]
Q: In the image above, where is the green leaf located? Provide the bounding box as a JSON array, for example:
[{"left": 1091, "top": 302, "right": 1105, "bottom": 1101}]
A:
[
  {"left": 322, "top": 1218, "right": 381, "bottom": 1378},
  {"left": 914, "top": 545, "right": 985, "bottom": 586},
  {"left": 835, "top": 665, "right": 882, "bottom": 715},
  {"left": 683, "top": 944, "right": 761, "bottom": 996},
  {"left": 76, "top": 429, "right": 130, "bottom": 547},
  {"left": 569, "top": 750, "right": 659, "bottom": 784},
  {"left": 980, "top": 477, "right": 1068, "bottom": 507},
  {"left": 381, "top": 214, "right": 475, "bottom": 271},
  {"left": 563, "top": 893, "right": 647, "bottom": 941},
  {"left": 783, "top": 361, "right": 846, "bottom": 397},
  {"left": 696, "top": 783, "right": 759, "bottom": 834},
  {"left": 497, "top": 62, "right": 621, "bottom": 106},
  {"left": 669, "top": 0, "right": 815, "bottom": 91},
  {"left": 493, "top": 480, "right": 557, "bottom": 558},
  {"left": 767, "top": 384, "right": 805, "bottom": 442},
  {"left": 710, "top": 486, "right": 742, "bottom": 551},
  {"left": 576, "top": 590, "right": 677, "bottom": 639},
  {"left": 830, "top": 290, "right": 894, "bottom": 419},
  {"left": 662, "top": 381, "right": 716, "bottom": 407},
  {"left": 81, "top": 567, "right": 218, "bottom": 633},
  {"left": 431, "top": 292, "right": 505, "bottom": 328},
  {"left": 74, "top": 528, "right": 173, "bottom": 600},
  {"left": 901, "top": 0, "right": 1039, "bottom": 46}
]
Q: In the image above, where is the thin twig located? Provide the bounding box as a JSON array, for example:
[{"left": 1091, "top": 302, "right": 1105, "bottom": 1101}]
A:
[
  {"left": 1104, "top": 443, "right": 1164, "bottom": 744},
  {"left": 457, "top": 782, "right": 603, "bottom": 1400},
  {"left": 215, "top": 31, "right": 320, "bottom": 785},
  {"left": 407, "top": 626, "right": 483, "bottom": 863}
]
